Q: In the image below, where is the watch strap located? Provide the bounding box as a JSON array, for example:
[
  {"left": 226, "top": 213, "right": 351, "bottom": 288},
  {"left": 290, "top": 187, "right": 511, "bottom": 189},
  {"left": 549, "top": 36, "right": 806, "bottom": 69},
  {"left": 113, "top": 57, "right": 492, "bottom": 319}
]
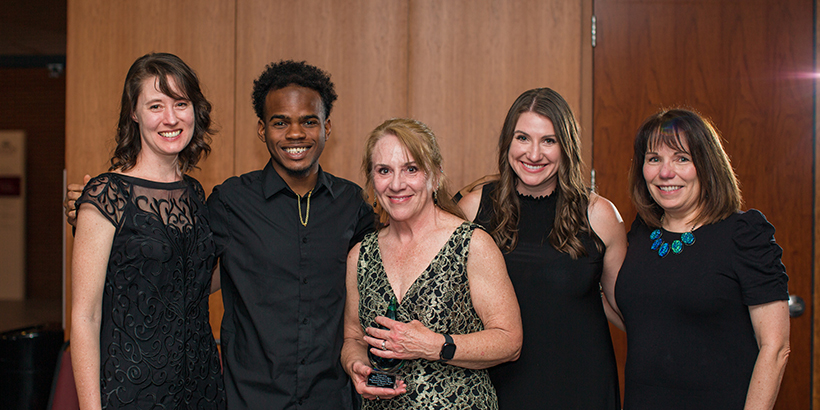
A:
[{"left": 439, "top": 333, "right": 456, "bottom": 362}]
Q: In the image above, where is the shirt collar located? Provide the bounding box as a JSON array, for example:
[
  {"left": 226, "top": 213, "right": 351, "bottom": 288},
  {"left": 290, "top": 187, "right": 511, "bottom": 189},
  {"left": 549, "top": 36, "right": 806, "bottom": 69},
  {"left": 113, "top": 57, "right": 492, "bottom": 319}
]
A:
[{"left": 261, "top": 160, "right": 337, "bottom": 199}]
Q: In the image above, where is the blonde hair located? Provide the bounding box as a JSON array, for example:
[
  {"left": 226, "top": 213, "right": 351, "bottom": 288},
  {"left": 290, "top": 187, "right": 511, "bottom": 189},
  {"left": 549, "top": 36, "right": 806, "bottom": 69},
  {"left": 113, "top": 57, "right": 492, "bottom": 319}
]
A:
[{"left": 362, "top": 118, "right": 465, "bottom": 226}]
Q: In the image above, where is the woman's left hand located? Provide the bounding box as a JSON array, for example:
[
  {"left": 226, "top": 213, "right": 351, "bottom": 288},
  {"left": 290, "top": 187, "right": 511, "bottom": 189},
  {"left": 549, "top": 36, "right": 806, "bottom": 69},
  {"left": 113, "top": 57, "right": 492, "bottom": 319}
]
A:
[{"left": 364, "top": 316, "right": 440, "bottom": 362}]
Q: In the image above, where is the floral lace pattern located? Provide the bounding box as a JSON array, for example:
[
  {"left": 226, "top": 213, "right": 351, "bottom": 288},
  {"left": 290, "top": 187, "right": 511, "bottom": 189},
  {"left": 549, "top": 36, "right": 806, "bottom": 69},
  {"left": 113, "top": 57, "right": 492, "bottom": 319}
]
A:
[
  {"left": 357, "top": 222, "right": 497, "bottom": 410},
  {"left": 77, "top": 173, "right": 225, "bottom": 409}
]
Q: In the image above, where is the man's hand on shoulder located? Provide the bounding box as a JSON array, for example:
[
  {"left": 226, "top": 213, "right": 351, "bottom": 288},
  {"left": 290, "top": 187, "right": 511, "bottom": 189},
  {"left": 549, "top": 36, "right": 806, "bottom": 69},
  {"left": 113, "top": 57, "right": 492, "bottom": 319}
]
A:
[{"left": 65, "top": 174, "right": 91, "bottom": 227}]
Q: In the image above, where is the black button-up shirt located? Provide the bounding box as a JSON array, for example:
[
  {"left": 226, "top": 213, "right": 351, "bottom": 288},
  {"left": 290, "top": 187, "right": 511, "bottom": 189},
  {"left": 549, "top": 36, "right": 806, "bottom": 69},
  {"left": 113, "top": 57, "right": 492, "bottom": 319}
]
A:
[{"left": 208, "top": 162, "right": 374, "bottom": 409}]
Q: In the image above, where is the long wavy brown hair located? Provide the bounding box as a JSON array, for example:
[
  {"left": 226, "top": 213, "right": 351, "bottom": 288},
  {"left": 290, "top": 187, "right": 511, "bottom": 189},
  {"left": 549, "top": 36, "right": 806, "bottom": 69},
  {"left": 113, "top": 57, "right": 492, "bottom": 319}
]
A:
[
  {"left": 628, "top": 108, "right": 742, "bottom": 228},
  {"left": 362, "top": 118, "right": 466, "bottom": 227},
  {"left": 491, "top": 88, "right": 601, "bottom": 258},
  {"left": 110, "top": 53, "right": 214, "bottom": 173}
]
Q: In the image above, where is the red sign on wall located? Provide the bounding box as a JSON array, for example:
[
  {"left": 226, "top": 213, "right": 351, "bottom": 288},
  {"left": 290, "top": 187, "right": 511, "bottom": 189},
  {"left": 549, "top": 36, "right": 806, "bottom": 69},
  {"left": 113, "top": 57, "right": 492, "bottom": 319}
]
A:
[{"left": 0, "top": 177, "right": 21, "bottom": 196}]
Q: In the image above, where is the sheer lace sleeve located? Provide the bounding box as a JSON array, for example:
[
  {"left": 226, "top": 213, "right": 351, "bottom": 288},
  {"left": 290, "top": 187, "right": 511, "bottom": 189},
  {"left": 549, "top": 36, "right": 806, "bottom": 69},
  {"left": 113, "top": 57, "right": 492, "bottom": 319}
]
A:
[
  {"left": 75, "top": 173, "right": 129, "bottom": 227},
  {"left": 732, "top": 209, "right": 789, "bottom": 306}
]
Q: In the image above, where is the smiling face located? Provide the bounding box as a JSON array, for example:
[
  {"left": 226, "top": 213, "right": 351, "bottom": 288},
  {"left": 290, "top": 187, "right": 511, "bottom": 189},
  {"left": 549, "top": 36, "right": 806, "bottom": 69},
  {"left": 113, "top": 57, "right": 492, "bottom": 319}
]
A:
[
  {"left": 257, "top": 84, "right": 330, "bottom": 181},
  {"left": 507, "top": 111, "right": 562, "bottom": 197},
  {"left": 643, "top": 140, "right": 702, "bottom": 222},
  {"left": 132, "top": 76, "right": 195, "bottom": 162},
  {"left": 371, "top": 134, "right": 436, "bottom": 223}
]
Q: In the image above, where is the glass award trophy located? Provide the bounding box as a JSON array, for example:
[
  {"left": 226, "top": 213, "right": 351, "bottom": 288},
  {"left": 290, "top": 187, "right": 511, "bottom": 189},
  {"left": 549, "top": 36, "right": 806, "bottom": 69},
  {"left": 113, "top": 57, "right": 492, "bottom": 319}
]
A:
[{"left": 366, "top": 296, "right": 404, "bottom": 388}]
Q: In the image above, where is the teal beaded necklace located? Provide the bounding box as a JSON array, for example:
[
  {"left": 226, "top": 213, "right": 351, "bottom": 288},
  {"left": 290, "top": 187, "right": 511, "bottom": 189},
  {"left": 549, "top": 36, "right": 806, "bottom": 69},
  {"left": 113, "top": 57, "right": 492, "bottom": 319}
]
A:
[{"left": 649, "top": 228, "right": 696, "bottom": 257}]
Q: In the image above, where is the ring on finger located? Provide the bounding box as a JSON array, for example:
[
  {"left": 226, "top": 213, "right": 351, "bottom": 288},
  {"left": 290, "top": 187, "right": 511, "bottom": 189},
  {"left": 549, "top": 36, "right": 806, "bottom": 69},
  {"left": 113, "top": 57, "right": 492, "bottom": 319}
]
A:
[{"left": 381, "top": 340, "right": 386, "bottom": 350}]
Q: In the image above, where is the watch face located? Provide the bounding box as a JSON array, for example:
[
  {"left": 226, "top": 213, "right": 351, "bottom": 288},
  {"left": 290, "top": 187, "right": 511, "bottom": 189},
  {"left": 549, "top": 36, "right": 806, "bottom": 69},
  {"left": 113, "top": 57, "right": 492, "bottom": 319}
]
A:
[{"left": 441, "top": 343, "right": 456, "bottom": 360}]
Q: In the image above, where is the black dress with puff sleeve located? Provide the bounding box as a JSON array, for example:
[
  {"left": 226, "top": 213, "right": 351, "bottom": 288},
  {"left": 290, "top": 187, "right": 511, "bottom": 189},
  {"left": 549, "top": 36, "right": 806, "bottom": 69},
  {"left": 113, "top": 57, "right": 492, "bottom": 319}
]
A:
[{"left": 615, "top": 210, "right": 788, "bottom": 410}]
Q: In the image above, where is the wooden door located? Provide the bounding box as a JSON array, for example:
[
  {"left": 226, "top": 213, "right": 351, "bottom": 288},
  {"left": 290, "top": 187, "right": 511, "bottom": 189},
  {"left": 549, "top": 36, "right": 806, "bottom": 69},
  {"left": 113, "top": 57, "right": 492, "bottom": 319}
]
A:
[{"left": 592, "top": 0, "right": 814, "bottom": 408}]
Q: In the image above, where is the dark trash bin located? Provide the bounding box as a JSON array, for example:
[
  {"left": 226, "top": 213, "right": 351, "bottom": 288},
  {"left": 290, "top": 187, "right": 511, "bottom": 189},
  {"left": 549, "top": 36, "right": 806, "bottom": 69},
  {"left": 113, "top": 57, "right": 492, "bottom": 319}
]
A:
[{"left": 0, "top": 323, "right": 64, "bottom": 410}]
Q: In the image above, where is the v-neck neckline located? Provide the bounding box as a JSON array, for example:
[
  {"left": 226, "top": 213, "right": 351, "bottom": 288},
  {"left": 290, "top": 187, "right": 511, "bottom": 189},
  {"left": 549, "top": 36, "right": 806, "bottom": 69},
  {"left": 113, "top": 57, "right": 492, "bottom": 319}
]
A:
[{"left": 375, "top": 221, "right": 469, "bottom": 305}]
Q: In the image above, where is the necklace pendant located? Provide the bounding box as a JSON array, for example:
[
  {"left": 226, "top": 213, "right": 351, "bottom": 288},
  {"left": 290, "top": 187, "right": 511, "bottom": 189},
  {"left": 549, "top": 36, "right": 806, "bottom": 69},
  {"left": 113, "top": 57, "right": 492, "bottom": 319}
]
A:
[
  {"left": 681, "top": 231, "right": 695, "bottom": 245},
  {"left": 670, "top": 239, "right": 684, "bottom": 254},
  {"left": 657, "top": 241, "right": 670, "bottom": 257}
]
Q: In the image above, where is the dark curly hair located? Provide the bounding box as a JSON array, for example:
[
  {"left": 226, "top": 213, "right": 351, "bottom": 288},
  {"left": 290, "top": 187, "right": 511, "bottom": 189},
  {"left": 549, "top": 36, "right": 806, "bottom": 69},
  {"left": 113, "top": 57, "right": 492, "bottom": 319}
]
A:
[
  {"left": 252, "top": 60, "right": 338, "bottom": 121},
  {"left": 111, "top": 52, "right": 214, "bottom": 173}
]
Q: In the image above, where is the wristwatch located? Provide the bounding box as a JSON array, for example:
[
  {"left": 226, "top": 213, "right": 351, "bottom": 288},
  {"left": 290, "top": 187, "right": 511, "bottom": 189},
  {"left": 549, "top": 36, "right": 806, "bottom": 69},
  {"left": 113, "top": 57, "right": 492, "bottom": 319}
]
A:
[{"left": 439, "top": 334, "right": 456, "bottom": 362}]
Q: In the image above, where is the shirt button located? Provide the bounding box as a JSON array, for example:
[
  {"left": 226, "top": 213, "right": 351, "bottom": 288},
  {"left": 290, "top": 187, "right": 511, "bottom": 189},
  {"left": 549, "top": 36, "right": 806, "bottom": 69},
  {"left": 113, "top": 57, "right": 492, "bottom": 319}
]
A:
[
  {"left": 303, "top": 318, "right": 309, "bottom": 325},
  {"left": 303, "top": 278, "right": 308, "bottom": 284},
  {"left": 301, "top": 359, "right": 306, "bottom": 365},
  {"left": 302, "top": 237, "right": 308, "bottom": 243}
]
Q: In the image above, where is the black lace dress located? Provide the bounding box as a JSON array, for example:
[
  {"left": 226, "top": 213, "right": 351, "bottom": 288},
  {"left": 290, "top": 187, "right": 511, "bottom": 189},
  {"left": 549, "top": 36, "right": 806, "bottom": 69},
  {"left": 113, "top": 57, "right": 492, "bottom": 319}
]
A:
[
  {"left": 76, "top": 173, "right": 225, "bottom": 409},
  {"left": 356, "top": 222, "right": 498, "bottom": 410}
]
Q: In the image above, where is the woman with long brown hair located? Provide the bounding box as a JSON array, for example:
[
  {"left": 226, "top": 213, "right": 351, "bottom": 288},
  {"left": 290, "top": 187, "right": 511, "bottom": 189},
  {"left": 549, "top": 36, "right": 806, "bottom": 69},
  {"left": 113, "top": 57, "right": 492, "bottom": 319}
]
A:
[{"left": 458, "top": 88, "right": 625, "bottom": 409}]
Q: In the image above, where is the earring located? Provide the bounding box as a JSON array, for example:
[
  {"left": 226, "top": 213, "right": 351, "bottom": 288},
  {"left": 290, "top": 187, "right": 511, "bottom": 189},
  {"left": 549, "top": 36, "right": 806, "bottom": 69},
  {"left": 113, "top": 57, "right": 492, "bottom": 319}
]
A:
[
  {"left": 433, "top": 190, "right": 439, "bottom": 205},
  {"left": 373, "top": 200, "right": 378, "bottom": 208}
]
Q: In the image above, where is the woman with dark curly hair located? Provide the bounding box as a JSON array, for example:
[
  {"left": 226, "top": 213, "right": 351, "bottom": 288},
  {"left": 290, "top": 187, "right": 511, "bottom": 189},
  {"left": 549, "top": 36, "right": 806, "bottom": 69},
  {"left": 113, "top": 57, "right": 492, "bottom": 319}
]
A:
[
  {"left": 71, "top": 53, "right": 225, "bottom": 410},
  {"left": 458, "top": 88, "right": 625, "bottom": 409}
]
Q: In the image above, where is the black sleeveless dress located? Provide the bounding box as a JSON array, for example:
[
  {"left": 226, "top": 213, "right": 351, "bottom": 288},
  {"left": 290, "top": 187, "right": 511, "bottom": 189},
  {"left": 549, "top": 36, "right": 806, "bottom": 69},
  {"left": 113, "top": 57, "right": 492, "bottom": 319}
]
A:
[
  {"left": 474, "top": 182, "right": 619, "bottom": 409},
  {"left": 77, "top": 173, "right": 225, "bottom": 409}
]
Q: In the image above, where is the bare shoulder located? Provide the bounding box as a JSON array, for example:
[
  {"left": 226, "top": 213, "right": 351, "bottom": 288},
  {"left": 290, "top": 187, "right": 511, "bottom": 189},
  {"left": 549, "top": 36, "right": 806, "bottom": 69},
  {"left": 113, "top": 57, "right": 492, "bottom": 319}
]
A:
[
  {"left": 459, "top": 185, "right": 485, "bottom": 222},
  {"left": 588, "top": 192, "right": 623, "bottom": 223},
  {"left": 347, "top": 242, "right": 362, "bottom": 263},
  {"left": 468, "top": 226, "right": 501, "bottom": 257},
  {"left": 587, "top": 193, "right": 626, "bottom": 249}
]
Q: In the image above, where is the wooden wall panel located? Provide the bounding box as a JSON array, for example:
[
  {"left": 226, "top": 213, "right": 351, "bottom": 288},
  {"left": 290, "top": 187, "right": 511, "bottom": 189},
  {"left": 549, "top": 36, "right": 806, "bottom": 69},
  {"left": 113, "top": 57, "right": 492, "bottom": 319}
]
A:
[
  {"left": 234, "top": 0, "right": 410, "bottom": 187},
  {"left": 65, "top": 0, "right": 236, "bottom": 337},
  {"left": 408, "top": 0, "right": 589, "bottom": 191},
  {"left": 65, "top": 0, "right": 587, "bottom": 344}
]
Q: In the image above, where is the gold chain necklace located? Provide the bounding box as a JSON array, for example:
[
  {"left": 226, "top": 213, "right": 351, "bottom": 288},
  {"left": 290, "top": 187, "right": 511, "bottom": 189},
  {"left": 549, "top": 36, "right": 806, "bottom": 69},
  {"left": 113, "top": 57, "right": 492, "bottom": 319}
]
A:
[{"left": 297, "top": 189, "right": 313, "bottom": 226}]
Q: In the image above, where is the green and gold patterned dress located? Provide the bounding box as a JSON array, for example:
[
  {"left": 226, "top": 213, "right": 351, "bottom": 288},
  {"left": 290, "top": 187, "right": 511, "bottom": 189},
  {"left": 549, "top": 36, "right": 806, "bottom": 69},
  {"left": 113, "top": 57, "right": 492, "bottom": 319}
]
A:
[{"left": 357, "top": 222, "right": 498, "bottom": 410}]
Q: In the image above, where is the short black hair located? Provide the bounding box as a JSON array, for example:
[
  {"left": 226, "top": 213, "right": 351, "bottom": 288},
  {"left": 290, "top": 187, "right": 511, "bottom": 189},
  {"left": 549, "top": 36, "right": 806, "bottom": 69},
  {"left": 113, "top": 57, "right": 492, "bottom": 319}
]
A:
[{"left": 252, "top": 60, "right": 338, "bottom": 121}]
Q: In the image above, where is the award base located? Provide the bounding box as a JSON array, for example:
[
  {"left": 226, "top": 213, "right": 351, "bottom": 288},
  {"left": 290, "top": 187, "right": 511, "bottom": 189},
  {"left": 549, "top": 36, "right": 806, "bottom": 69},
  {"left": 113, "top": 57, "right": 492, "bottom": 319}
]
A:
[{"left": 366, "top": 369, "right": 398, "bottom": 388}]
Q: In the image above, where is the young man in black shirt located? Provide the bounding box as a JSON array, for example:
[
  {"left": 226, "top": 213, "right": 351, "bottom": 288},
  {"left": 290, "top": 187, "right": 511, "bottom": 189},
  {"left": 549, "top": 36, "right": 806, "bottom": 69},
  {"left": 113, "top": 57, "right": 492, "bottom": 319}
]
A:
[{"left": 207, "top": 61, "right": 374, "bottom": 409}]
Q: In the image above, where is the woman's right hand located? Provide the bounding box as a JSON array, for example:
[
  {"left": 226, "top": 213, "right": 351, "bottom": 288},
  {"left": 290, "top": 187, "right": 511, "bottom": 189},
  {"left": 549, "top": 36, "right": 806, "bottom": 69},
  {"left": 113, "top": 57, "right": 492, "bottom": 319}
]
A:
[{"left": 349, "top": 359, "right": 407, "bottom": 401}]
